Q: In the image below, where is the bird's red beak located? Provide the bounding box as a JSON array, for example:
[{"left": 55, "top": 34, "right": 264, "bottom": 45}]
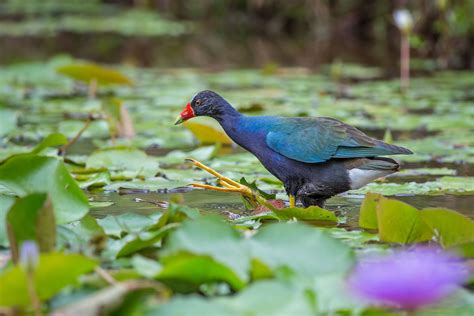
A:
[{"left": 174, "top": 102, "right": 195, "bottom": 125}]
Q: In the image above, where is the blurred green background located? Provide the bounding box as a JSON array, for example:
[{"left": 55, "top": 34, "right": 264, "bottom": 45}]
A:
[{"left": 0, "top": 0, "right": 472, "bottom": 70}]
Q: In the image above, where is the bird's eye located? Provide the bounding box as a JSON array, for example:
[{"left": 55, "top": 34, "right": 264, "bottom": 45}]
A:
[{"left": 196, "top": 100, "right": 201, "bottom": 106}]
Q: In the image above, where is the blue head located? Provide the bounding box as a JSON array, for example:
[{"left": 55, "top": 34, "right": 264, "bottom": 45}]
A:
[{"left": 174, "top": 90, "right": 237, "bottom": 125}]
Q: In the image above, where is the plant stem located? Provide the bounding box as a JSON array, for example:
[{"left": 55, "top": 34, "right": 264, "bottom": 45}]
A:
[
  {"left": 26, "top": 270, "right": 42, "bottom": 316},
  {"left": 58, "top": 119, "right": 91, "bottom": 156},
  {"left": 88, "top": 78, "right": 98, "bottom": 99},
  {"left": 401, "top": 33, "right": 410, "bottom": 91},
  {"left": 95, "top": 266, "right": 118, "bottom": 286}
]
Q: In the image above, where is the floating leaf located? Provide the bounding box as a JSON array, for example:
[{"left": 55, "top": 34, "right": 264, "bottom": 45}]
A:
[
  {"left": 115, "top": 223, "right": 178, "bottom": 258},
  {"left": 420, "top": 208, "right": 474, "bottom": 248},
  {"left": 274, "top": 206, "right": 337, "bottom": 222},
  {"left": 162, "top": 216, "right": 250, "bottom": 282},
  {"left": 86, "top": 147, "right": 159, "bottom": 178},
  {"left": 97, "top": 213, "right": 160, "bottom": 238},
  {"left": 240, "top": 177, "right": 275, "bottom": 200},
  {"left": 0, "top": 108, "right": 17, "bottom": 137},
  {"left": 31, "top": 133, "right": 68, "bottom": 154},
  {"left": 355, "top": 177, "right": 474, "bottom": 195},
  {"left": 0, "top": 195, "right": 15, "bottom": 247},
  {"left": 358, "top": 192, "right": 383, "bottom": 229},
  {"left": 7, "top": 193, "right": 56, "bottom": 263},
  {"left": 77, "top": 172, "right": 111, "bottom": 189},
  {"left": 158, "top": 254, "right": 246, "bottom": 292},
  {"left": 0, "top": 253, "right": 97, "bottom": 307},
  {"left": 376, "top": 198, "right": 432, "bottom": 244},
  {"left": 0, "top": 154, "right": 89, "bottom": 223},
  {"left": 61, "top": 214, "right": 105, "bottom": 249},
  {"left": 183, "top": 119, "right": 232, "bottom": 145},
  {"left": 56, "top": 63, "right": 133, "bottom": 85},
  {"left": 249, "top": 223, "right": 354, "bottom": 277},
  {"left": 131, "top": 255, "right": 163, "bottom": 278},
  {"left": 395, "top": 168, "right": 457, "bottom": 177}
]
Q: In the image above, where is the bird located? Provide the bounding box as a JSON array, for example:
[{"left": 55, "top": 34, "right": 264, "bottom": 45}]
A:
[{"left": 175, "top": 90, "right": 412, "bottom": 208}]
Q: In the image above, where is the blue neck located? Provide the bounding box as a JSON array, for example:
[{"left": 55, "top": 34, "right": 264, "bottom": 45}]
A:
[
  {"left": 216, "top": 113, "right": 274, "bottom": 153},
  {"left": 211, "top": 101, "right": 277, "bottom": 154}
]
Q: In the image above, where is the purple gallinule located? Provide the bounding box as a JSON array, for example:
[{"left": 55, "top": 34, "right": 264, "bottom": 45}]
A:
[{"left": 175, "top": 90, "right": 412, "bottom": 207}]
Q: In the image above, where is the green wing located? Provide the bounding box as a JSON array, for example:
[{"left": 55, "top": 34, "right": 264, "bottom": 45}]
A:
[{"left": 266, "top": 117, "right": 412, "bottom": 163}]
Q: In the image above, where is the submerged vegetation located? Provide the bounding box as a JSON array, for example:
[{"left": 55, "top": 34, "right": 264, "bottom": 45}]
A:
[{"left": 0, "top": 0, "right": 473, "bottom": 315}]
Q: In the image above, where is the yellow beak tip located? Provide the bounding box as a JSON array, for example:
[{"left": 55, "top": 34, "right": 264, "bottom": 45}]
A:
[{"left": 174, "top": 116, "right": 184, "bottom": 125}]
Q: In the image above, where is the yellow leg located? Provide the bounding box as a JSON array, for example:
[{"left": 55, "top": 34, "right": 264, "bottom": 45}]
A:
[
  {"left": 289, "top": 195, "right": 296, "bottom": 208},
  {"left": 186, "top": 158, "right": 253, "bottom": 198}
]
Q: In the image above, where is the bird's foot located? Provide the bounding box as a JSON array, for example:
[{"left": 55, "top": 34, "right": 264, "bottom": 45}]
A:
[
  {"left": 186, "top": 158, "right": 254, "bottom": 199},
  {"left": 289, "top": 195, "right": 296, "bottom": 208},
  {"left": 186, "top": 158, "right": 278, "bottom": 210}
]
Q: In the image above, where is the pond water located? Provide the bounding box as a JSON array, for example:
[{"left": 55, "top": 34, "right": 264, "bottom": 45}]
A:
[{"left": 88, "top": 187, "right": 474, "bottom": 228}]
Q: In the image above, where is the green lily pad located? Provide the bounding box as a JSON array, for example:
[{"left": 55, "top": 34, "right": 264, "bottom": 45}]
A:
[
  {"left": 354, "top": 177, "right": 474, "bottom": 196},
  {"left": 158, "top": 254, "right": 246, "bottom": 292},
  {"left": 31, "top": 133, "right": 68, "bottom": 154},
  {"left": 420, "top": 208, "right": 474, "bottom": 248},
  {"left": 0, "top": 154, "right": 89, "bottom": 223},
  {"left": 0, "top": 253, "right": 97, "bottom": 307},
  {"left": 114, "top": 223, "right": 178, "bottom": 258},
  {"left": 376, "top": 197, "right": 432, "bottom": 244},
  {"left": 0, "top": 108, "right": 17, "bottom": 137},
  {"left": 60, "top": 215, "right": 105, "bottom": 249},
  {"left": 86, "top": 147, "right": 159, "bottom": 178},
  {"left": 7, "top": 193, "right": 56, "bottom": 262},
  {"left": 358, "top": 192, "right": 383, "bottom": 229},
  {"left": 97, "top": 213, "right": 160, "bottom": 238},
  {"left": 131, "top": 255, "right": 163, "bottom": 278},
  {"left": 183, "top": 119, "right": 232, "bottom": 145},
  {"left": 274, "top": 206, "right": 338, "bottom": 222},
  {"left": 76, "top": 172, "right": 111, "bottom": 189},
  {"left": 249, "top": 223, "right": 354, "bottom": 277},
  {"left": 56, "top": 63, "right": 133, "bottom": 86},
  {"left": 162, "top": 216, "right": 250, "bottom": 282},
  {"left": 0, "top": 195, "right": 15, "bottom": 247}
]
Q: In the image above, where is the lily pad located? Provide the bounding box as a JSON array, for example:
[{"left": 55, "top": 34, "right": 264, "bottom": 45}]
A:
[
  {"left": 375, "top": 197, "right": 432, "bottom": 244},
  {"left": 274, "top": 206, "right": 337, "bottom": 222},
  {"left": 0, "top": 253, "right": 97, "bottom": 307},
  {"left": 161, "top": 216, "right": 250, "bottom": 282},
  {"left": 7, "top": 193, "right": 56, "bottom": 262},
  {"left": 31, "top": 133, "right": 68, "bottom": 154},
  {"left": 0, "top": 154, "right": 89, "bottom": 223},
  {"left": 0, "top": 195, "right": 15, "bottom": 247},
  {"left": 354, "top": 177, "right": 474, "bottom": 196},
  {"left": 56, "top": 63, "right": 133, "bottom": 86},
  {"left": 249, "top": 223, "right": 354, "bottom": 277},
  {"left": 420, "top": 208, "right": 474, "bottom": 248},
  {"left": 358, "top": 192, "right": 382, "bottom": 230},
  {"left": 86, "top": 147, "right": 159, "bottom": 178},
  {"left": 0, "top": 108, "right": 17, "bottom": 136},
  {"left": 183, "top": 119, "right": 232, "bottom": 145},
  {"left": 157, "top": 254, "right": 246, "bottom": 292}
]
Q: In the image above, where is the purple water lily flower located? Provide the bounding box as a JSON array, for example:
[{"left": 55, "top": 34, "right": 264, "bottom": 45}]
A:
[{"left": 347, "top": 247, "right": 469, "bottom": 310}]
